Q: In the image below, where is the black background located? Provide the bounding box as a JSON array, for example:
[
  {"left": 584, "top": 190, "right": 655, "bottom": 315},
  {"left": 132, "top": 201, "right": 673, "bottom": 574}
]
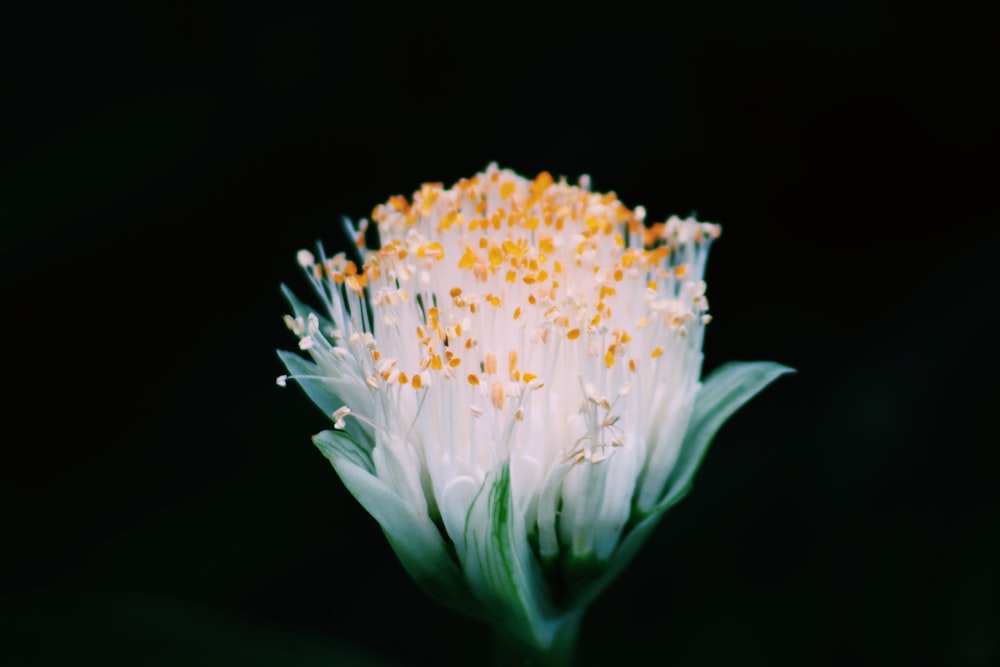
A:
[{"left": 3, "top": 1, "right": 997, "bottom": 665}]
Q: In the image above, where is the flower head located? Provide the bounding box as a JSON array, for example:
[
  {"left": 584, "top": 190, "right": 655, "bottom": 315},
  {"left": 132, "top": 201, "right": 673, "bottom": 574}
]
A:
[{"left": 279, "top": 163, "right": 791, "bottom": 652}]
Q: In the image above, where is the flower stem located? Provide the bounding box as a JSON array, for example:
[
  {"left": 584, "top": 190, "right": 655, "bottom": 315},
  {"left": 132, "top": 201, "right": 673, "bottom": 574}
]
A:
[{"left": 492, "top": 615, "right": 582, "bottom": 667}]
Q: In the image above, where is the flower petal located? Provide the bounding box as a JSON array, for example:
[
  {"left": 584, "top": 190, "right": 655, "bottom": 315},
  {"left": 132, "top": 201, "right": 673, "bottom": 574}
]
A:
[
  {"left": 312, "top": 430, "right": 482, "bottom": 619},
  {"left": 461, "top": 461, "right": 566, "bottom": 649}
]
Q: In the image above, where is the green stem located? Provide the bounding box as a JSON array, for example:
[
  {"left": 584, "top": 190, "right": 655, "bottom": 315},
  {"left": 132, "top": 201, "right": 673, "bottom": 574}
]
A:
[{"left": 492, "top": 614, "right": 582, "bottom": 667}]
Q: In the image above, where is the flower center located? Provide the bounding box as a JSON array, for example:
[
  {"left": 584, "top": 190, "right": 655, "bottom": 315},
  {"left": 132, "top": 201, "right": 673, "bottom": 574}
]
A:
[{"left": 292, "top": 163, "right": 717, "bottom": 471}]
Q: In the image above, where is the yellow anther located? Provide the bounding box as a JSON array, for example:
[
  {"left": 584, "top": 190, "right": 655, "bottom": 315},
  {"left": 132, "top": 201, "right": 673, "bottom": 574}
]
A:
[
  {"left": 490, "top": 380, "right": 505, "bottom": 409},
  {"left": 346, "top": 275, "right": 365, "bottom": 293},
  {"left": 468, "top": 373, "right": 480, "bottom": 386},
  {"left": 567, "top": 328, "right": 581, "bottom": 340},
  {"left": 424, "top": 241, "right": 444, "bottom": 259},
  {"left": 491, "top": 209, "right": 505, "bottom": 229},
  {"left": 459, "top": 248, "right": 478, "bottom": 269},
  {"left": 651, "top": 347, "right": 663, "bottom": 358},
  {"left": 488, "top": 245, "right": 504, "bottom": 267},
  {"left": 438, "top": 210, "right": 459, "bottom": 230}
]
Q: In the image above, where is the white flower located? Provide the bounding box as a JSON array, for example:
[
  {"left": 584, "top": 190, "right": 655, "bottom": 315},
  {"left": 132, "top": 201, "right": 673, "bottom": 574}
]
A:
[{"left": 278, "top": 163, "right": 791, "bottom": 652}]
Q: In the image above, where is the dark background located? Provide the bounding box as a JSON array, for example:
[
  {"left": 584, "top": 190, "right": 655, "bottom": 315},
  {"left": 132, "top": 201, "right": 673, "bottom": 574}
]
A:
[{"left": 3, "top": 1, "right": 997, "bottom": 665}]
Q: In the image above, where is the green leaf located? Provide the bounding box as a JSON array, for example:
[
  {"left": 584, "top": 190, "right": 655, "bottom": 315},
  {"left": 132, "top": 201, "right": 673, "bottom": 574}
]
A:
[
  {"left": 278, "top": 352, "right": 336, "bottom": 415},
  {"left": 312, "top": 430, "right": 483, "bottom": 620},
  {"left": 658, "top": 360, "right": 795, "bottom": 510},
  {"left": 277, "top": 351, "right": 371, "bottom": 449},
  {"left": 572, "top": 505, "right": 666, "bottom": 610},
  {"left": 461, "top": 462, "right": 565, "bottom": 650},
  {"left": 574, "top": 360, "right": 793, "bottom": 609}
]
